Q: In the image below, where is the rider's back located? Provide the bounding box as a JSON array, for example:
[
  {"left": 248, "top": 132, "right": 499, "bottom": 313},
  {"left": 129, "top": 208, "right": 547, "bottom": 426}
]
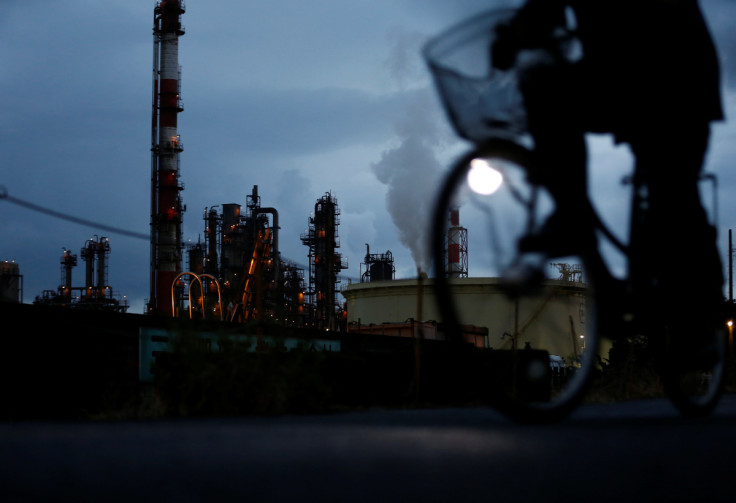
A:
[{"left": 512, "top": 0, "right": 723, "bottom": 139}]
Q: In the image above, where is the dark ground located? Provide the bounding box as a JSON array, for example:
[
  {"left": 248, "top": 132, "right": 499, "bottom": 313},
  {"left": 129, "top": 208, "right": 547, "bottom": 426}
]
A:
[
  {"left": 3, "top": 303, "right": 735, "bottom": 501},
  {"left": 2, "top": 394, "right": 736, "bottom": 503}
]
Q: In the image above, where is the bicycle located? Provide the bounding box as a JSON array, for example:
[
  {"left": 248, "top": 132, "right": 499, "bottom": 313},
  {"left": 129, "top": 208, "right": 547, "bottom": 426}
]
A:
[{"left": 424, "top": 8, "right": 728, "bottom": 423}]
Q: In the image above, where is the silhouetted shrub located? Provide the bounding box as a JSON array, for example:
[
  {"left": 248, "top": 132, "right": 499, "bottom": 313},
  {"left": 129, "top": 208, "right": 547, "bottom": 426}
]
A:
[{"left": 152, "top": 330, "right": 332, "bottom": 417}]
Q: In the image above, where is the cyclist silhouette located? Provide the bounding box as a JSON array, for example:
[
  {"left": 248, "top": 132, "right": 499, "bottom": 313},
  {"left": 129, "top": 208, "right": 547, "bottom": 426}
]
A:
[{"left": 492, "top": 0, "right": 724, "bottom": 337}]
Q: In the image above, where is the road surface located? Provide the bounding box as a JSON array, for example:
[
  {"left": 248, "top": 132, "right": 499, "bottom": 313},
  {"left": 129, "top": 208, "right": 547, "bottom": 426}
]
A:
[{"left": 2, "top": 395, "right": 736, "bottom": 502}]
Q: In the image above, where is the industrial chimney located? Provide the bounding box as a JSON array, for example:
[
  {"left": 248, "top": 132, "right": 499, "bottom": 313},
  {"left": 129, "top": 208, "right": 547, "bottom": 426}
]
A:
[
  {"left": 149, "top": 0, "right": 186, "bottom": 315},
  {"left": 447, "top": 207, "right": 468, "bottom": 278}
]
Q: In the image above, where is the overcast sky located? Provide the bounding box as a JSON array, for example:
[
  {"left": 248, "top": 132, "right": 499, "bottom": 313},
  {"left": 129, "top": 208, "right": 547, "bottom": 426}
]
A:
[{"left": 1, "top": 0, "right": 735, "bottom": 314}]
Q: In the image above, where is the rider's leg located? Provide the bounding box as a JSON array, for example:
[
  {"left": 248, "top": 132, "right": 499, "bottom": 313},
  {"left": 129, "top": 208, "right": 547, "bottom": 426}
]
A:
[
  {"left": 629, "top": 124, "right": 723, "bottom": 346},
  {"left": 517, "top": 62, "right": 590, "bottom": 255}
]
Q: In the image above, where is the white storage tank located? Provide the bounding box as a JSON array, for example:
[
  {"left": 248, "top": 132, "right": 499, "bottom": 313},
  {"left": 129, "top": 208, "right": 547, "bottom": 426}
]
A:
[{"left": 342, "top": 275, "right": 590, "bottom": 361}]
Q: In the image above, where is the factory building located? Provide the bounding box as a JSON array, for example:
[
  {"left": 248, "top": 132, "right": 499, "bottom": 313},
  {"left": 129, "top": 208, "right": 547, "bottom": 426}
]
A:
[
  {"left": 142, "top": 2, "right": 348, "bottom": 326},
  {"left": 173, "top": 187, "right": 350, "bottom": 328},
  {"left": 10, "top": 0, "right": 588, "bottom": 357}
]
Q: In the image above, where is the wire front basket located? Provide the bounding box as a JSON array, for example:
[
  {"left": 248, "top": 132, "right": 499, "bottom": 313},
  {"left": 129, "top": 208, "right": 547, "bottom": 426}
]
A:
[{"left": 423, "top": 9, "right": 528, "bottom": 145}]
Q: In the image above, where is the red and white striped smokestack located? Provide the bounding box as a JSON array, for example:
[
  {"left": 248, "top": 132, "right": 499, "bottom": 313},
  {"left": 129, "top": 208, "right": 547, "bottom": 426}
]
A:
[
  {"left": 149, "top": 0, "right": 186, "bottom": 315},
  {"left": 449, "top": 208, "right": 460, "bottom": 227},
  {"left": 447, "top": 207, "right": 468, "bottom": 278}
]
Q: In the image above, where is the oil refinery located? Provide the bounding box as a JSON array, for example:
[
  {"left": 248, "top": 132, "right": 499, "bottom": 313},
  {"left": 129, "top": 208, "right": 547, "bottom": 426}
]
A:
[
  {"left": 0, "top": 0, "right": 592, "bottom": 419},
  {"left": 0, "top": 0, "right": 590, "bottom": 344}
]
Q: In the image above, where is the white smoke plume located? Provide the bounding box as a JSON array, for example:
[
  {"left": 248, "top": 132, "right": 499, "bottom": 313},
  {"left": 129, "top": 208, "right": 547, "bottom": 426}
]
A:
[
  {"left": 371, "top": 88, "right": 444, "bottom": 273},
  {"left": 371, "top": 30, "right": 452, "bottom": 273}
]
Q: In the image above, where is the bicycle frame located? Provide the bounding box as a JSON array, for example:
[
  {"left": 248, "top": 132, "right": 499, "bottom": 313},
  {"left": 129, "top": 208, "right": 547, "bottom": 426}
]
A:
[
  {"left": 425, "top": 5, "right": 726, "bottom": 421},
  {"left": 430, "top": 140, "right": 726, "bottom": 421}
]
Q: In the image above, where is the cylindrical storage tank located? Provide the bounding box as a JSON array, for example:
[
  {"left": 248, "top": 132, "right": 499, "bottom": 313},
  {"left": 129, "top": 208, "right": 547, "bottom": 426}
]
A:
[
  {"left": 221, "top": 204, "right": 241, "bottom": 233},
  {"left": 220, "top": 204, "right": 241, "bottom": 270},
  {"left": 205, "top": 208, "right": 219, "bottom": 275},
  {"left": 96, "top": 238, "right": 109, "bottom": 297},
  {"left": 188, "top": 245, "right": 204, "bottom": 276},
  {"left": 342, "top": 277, "right": 600, "bottom": 358},
  {"left": 0, "top": 261, "right": 21, "bottom": 303},
  {"left": 369, "top": 261, "right": 393, "bottom": 282},
  {"left": 61, "top": 251, "right": 76, "bottom": 298},
  {"left": 82, "top": 242, "right": 95, "bottom": 296}
]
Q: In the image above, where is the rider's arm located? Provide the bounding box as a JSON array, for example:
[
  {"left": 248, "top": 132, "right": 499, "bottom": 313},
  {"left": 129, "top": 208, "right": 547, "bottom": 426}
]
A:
[{"left": 491, "top": 0, "right": 568, "bottom": 70}]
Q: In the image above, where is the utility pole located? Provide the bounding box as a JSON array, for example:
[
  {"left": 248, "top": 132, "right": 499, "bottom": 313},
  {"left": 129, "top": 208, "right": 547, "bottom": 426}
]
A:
[{"left": 729, "top": 229, "right": 733, "bottom": 302}]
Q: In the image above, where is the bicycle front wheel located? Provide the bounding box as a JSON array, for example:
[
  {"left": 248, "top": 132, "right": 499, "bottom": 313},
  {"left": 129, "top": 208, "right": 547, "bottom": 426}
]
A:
[{"left": 431, "top": 141, "right": 599, "bottom": 423}]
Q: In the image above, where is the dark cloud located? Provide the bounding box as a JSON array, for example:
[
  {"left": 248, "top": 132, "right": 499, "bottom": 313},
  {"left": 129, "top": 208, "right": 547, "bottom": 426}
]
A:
[
  {"left": 185, "top": 86, "right": 410, "bottom": 157},
  {"left": 2, "top": 0, "right": 735, "bottom": 311}
]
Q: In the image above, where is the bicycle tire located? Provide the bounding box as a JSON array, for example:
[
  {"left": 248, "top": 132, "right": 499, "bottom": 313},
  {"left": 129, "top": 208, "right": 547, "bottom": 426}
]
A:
[
  {"left": 626, "top": 170, "right": 726, "bottom": 418},
  {"left": 431, "top": 140, "right": 600, "bottom": 423},
  {"left": 660, "top": 325, "right": 727, "bottom": 418}
]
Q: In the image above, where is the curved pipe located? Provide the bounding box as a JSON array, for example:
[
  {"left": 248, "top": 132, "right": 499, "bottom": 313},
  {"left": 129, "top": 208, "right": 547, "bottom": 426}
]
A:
[
  {"left": 171, "top": 272, "right": 202, "bottom": 319},
  {"left": 171, "top": 272, "right": 223, "bottom": 320},
  {"left": 197, "top": 273, "right": 223, "bottom": 321}
]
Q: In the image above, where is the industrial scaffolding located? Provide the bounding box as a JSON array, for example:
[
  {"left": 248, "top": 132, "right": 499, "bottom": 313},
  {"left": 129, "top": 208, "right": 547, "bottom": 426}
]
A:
[
  {"left": 301, "top": 192, "right": 348, "bottom": 330},
  {"left": 186, "top": 186, "right": 306, "bottom": 326},
  {"left": 33, "top": 237, "right": 129, "bottom": 312}
]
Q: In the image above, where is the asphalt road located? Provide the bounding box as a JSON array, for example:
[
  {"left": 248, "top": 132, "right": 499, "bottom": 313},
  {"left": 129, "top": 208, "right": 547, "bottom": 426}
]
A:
[{"left": 2, "top": 395, "right": 736, "bottom": 502}]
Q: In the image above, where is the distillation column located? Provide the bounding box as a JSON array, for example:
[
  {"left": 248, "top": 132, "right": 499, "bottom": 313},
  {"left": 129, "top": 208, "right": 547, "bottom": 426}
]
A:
[
  {"left": 301, "top": 193, "right": 348, "bottom": 329},
  {"left": 149, "top": 0, "right": 186, "bottom": 314}
]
